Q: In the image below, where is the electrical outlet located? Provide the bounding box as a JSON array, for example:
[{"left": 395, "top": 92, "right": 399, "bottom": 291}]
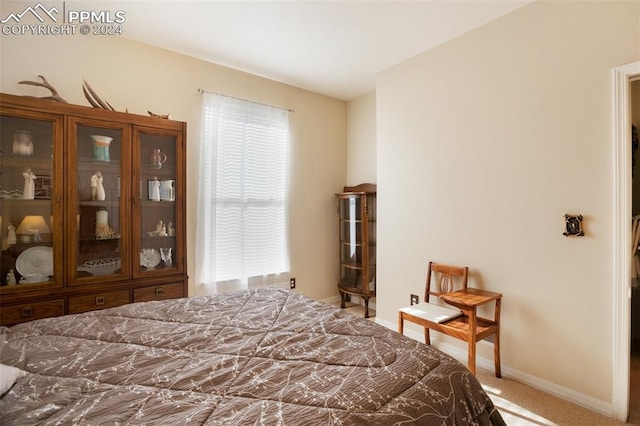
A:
[
  {"left": 290, "top": 277, "right": 296, "bottom": 289},
  {"left": 410, "top": 294, "right": 419, "bottom": 305}
]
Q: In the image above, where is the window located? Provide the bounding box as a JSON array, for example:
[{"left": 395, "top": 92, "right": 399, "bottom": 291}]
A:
[{"left": 196, "top": 93, "right": 290, "bottom": 294}]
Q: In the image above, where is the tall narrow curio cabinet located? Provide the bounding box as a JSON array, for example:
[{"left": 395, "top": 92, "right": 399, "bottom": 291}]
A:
[
  {"left": 336, "top": 183, "right": 376, "bottom": 318},
  {"left": 0, "top": 93, "right": 187, "bottom": 325}
]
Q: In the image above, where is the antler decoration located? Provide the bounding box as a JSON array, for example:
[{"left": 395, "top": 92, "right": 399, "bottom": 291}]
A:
[
  {"left": 82, "top": 79, "right": 116, "bottom": 111},
  {"left": 148, "top": 111, "right": 171, "bottom": 119},
  {"left": 17, "top": 75, "right": 67, "bottom": 103}
]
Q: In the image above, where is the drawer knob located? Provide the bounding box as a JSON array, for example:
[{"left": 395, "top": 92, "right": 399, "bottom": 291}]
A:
[
  {"left": 95, "top": 296, "right": 105, "bottom": 305},
  {"left": 155, "top": 287, "right": 165, "bottom": 296},
  {"left": 21, "top": 307, "right": 33, "bottom": 317}
]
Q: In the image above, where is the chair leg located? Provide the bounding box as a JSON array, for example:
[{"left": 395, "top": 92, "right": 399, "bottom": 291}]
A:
[
  {"left": 398, "top": 312, "right": 404, "bottom": 335},
  {"left": 424, "top": 328, "right": 430, "bottom": 345},
  {"left": 494, "top": 331, "right": 501, "bottom": 378},
  {"left": 466, "top": 308, "right": 478, "bottom": 376},
  {"left": 494, "top": 298, "right": 502, "bottom": 378},
  {"left": 468, "top": 340, "right": 476, "bottom": 376}
]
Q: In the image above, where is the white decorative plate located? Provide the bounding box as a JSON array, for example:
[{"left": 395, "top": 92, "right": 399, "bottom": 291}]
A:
[
  {"left": 16, "top": 246, "right": 54, "bottom": 277},
  {"left": 140, "top": 249, "right": 161, "bottom": 268}
]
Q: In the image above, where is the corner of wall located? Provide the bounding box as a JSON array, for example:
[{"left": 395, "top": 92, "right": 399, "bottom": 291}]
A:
[{"left": 346, "top": 92, "right": 377, "bottom": 186}]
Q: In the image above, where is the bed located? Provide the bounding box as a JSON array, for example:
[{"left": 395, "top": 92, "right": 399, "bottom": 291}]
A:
[{"left": 0, "top": 287, "right": 504, "bottom": 425}]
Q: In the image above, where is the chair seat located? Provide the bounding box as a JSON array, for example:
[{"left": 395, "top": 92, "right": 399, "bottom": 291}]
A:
[{"left": 398, "top": 302, "right": 462, "bottom": 324}]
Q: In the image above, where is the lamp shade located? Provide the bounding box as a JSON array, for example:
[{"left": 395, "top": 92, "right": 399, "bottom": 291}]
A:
[{"left": 16, "top": 215, "right": 51, "bottom": 235}]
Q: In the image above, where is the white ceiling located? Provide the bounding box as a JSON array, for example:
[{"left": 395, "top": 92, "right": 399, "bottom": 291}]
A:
[{"left": 107, "top": 1, "right": 531, "bottom": 101}]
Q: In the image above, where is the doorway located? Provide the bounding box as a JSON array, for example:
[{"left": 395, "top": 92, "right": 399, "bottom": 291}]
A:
[
  {"left": 631, "top": 78, "right": 640, "bottom": 424},
  {"left": 614, "top": 60, "right": 640, "bottom": 423}
]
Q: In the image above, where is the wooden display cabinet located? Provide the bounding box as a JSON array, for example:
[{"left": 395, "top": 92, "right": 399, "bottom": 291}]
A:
[
  {"left": 336, "top": 183, "right": 376, "bottom": 318},
  {"left": 0, "top": 93, "right": 187, "bottom": 325}
]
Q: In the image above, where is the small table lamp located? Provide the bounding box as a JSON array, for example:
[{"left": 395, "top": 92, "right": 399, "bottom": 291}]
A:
[{"left": 16, "top": 215, "right": 51, "bottom": 243}]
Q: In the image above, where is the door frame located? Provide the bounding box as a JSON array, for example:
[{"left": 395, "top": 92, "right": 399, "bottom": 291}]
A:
[{"left": 613, "top": 60, "right": 640, "bottom": 422}]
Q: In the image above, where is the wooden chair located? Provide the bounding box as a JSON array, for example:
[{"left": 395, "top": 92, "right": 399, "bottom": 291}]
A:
[{"left": 398, "top": 261, "right": 502, "bottom": 377}]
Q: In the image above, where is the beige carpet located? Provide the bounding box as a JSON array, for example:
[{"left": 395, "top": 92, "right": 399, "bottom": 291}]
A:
[
  {"left": 475, "top": 367, "right": 632, "bottom": 425},
  {"left": 340, "top": 304, "right": 640, "bottom": 425}
]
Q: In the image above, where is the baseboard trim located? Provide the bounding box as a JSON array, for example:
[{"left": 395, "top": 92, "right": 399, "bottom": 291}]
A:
[
  {"left": 375, "top": 317, "right": 613, "bottom": 418},
  {"left": 320, "top": 294, "right": 377, "bottom": 311},
  {"left": 320, "top": 295, "right": 342, "bottom": 305}
]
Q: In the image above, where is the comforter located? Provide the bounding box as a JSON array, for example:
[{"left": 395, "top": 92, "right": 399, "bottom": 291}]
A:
[{"left": 0, "top": 288, "right": 504, "bottom": 425}]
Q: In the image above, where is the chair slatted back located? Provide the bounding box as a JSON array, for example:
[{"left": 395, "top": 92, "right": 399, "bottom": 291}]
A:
[{"left": 425, "top": 261, "right": 469, "bottom": 303}]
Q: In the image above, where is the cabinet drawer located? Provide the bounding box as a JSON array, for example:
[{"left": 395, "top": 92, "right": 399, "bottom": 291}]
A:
[
  {"left": 1, "top": 299, "right": 64, "bottom": 325},
  {"left": 133, "top": 283, "right": 184, "bottom": 302},
  {"left": 68, "top": 290, "right": 130, "bottom": 314}
]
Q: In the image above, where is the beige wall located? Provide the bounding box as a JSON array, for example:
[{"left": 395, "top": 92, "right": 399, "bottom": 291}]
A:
[
  {"left": 376, "top": 0, "right": 639, "bottom": 408},
  {"left": 346, "top": 92, "right": 376, "bottom": 185},
  {"left": 0, "top": 33, "right": 346, "bottom": 301}
]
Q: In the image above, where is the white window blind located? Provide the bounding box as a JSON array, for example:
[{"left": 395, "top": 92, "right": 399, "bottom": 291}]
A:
[{"left": 196, "top": 93, "right": 290, "bottom": 294}]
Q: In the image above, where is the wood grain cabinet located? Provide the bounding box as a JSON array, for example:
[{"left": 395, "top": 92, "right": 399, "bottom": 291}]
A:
[
  {"left": 133, "top": 282, "right": 184, "bottom": 302},
  {"left": 336, "top": 183, "right": 376, "bottom": 318},
  {"left": 0, "top": 93, "right": 187, "bottom": 325},
  {"left": 0, "top": 299, "right": 64, "bottom": 325}
]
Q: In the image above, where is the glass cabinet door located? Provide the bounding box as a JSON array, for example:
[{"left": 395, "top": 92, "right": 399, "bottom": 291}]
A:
[
  {"left": 68, "top": 119, "right": 130, "bottom": 284},
  {"left": 338, "top": 195, "right": 368, "bottom": 292},
  {"left": 337, "top": 193, "right": 376, "bottom": 295},
  {"left": 133, "top": 127, "right": 183, "bottom": 278},
  {"left": 0, "top": 110, "right": 63, "bottom": 291},
  {"left": 339, "top": 196, "right": 361, "bottom": 288},
  {"left": 365, "top": 193, "right": 376, "bottom": 291}
]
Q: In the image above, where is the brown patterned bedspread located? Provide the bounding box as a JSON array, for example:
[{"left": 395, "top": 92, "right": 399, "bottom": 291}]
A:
[{"left": 0, "top": 288, "right": 504, "bottom": 425}]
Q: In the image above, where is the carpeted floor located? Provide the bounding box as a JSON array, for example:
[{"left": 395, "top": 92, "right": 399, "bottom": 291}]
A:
[
  {"left": 339, "top": 303, "right": 640, "bottom": 425},
  {"left": 475, "top": 367, "right": 633, "bottom": 425}
]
